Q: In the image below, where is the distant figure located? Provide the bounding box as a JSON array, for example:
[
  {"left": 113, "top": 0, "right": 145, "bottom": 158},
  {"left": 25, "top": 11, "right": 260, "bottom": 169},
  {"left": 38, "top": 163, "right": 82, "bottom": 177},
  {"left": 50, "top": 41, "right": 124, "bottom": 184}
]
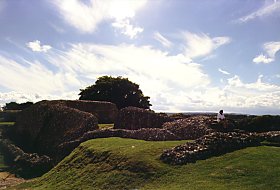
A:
[{"left": 217, "top": 110, "right": 225, "bottom": 122}]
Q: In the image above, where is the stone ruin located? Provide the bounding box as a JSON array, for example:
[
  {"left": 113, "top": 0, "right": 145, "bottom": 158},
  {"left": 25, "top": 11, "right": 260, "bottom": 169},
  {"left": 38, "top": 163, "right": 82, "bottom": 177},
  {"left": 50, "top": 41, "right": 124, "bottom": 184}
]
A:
[
  {"left": 163, "top": 116, "right": 215, "bottom": 140},
  {"left": 41, "top": 100, "right": 118, "bottom": 124},
  {"left": 8, "top": 101, "right": 99, "bottom": 156},
  {"left": 160, "top": 131, "right": 280, "bottom": 165},
  {"left": 57, "top": 128, "right": 179, "bottom": 160},
  {"left": 1, "top": 101, "right": 280, "bottom": 176},
  {"left": 114, "top": 107, "right": 172, "bottom": 130},
  {"left": 0, "top": 100, "right": 119, "bottom": 176}
]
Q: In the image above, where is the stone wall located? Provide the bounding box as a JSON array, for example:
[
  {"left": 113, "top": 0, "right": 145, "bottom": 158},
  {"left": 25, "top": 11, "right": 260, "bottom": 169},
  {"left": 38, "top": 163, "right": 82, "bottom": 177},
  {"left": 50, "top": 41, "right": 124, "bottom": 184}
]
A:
[
  {"left": 57, "top": 128, "right": 178, "bottom": 160},
  {"left": 160, "top": 131, "right": 261, "bottom": 165},
  {"left": 43, "top": 100, "right": 118, "bottom": 124},
  {"left": 8, "top": 101, "right": 98, "bottom": 157},
  {"left": 0, "top": 137, "right": 52, "bottom": 178},
  {"left": 163, "top": 116, "right": 214, "bottom": 140},
  {"left": 114, "top": 107, "right": 172, "bottom": 130},
  {"left": 160, "top": 131, "right": 280, "bottom": 165}
]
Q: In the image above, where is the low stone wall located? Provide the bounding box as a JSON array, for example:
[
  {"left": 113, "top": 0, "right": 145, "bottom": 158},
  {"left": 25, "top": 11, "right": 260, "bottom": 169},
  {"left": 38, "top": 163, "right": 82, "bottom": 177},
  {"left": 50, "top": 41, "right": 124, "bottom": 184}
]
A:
[
  {"left": 163, "top": 116, "right": 215, "bottom": 140},
  {"left": 57, "top": 128, "right": 178, "bottom": 160},
  {"left": 114, "top": 107, "right": 172, "bottom": 130},
  {"left": 0, "top": 137, "right": 52, "bottom": 178},
  {"left": 160, "top": 131, "right": 262, "bottom": 165}
]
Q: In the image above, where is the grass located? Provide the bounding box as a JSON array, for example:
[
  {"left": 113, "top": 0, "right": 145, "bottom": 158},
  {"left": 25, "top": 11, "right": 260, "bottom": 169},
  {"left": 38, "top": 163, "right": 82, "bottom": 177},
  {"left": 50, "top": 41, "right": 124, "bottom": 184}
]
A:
[
  {"left": 97, "top": 123, "right": 114, "bottom": 129},
  {"left": 0, "top": 122, "right": 15, "bottom": 126},
  {"left": 12, "top": 138, "right": 280, "bottom": 190}
]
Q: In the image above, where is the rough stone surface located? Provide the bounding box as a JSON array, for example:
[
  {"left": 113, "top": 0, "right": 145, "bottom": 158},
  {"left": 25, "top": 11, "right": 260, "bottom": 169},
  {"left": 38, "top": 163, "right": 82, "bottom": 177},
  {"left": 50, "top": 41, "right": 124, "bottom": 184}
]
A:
[
  {"left": 160, "top": 131, "right": 262, "bottom": 165},
  {"left": 114, "top": 107, "right": 172, "bottom": 130},
  {"left": 163, "top": 116, "right": 215, "bottom": 140},
  {"left": 9, "top": 101, "right": 98, "bottom": 157},
  {"left": 42, "top": 100, "right": 118, "bottom": 124},
  {"left": 0, "top": 137, "right": 52, "bottom": 178}
]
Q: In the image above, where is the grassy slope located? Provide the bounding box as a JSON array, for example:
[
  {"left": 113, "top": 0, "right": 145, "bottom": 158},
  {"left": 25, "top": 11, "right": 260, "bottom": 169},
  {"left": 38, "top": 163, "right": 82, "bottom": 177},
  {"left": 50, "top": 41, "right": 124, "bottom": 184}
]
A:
[{"left": 15, "top": 138, "right": 280, "bottom": 190}]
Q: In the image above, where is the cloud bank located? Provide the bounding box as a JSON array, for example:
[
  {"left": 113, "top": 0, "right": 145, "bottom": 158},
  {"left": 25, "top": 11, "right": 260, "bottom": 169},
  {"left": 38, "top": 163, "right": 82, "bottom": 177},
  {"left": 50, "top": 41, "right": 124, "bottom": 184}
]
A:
[
  {"left": 52, "top": 0, "right": 146, "bottom": 38},
  {"left": 1, "top": 40, "right": 279, "bottom": 114}
]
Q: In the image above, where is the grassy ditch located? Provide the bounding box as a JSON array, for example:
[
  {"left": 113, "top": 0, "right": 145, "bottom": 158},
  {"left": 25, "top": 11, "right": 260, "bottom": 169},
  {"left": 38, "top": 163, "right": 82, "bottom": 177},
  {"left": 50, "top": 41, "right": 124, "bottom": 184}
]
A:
[{"left": 14, "top": 138, "right": 280, "bottom": 190}]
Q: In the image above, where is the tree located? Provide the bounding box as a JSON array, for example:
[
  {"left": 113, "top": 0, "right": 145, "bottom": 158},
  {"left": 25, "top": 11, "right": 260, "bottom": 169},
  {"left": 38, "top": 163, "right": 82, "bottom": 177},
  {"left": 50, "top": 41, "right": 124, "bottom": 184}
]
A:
[
  {"left": 79, "top": 76, "right": 151, "bottom": 109},
  {"left": 3, "top": 101, "right": 34, "bottom": 110}
]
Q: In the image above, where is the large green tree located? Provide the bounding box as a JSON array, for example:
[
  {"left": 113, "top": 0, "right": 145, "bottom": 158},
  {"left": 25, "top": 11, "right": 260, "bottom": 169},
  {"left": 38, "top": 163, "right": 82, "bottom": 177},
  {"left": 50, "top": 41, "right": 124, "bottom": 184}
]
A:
[{"left": 79, "top": 76, "right": 151, "bottom": 109}]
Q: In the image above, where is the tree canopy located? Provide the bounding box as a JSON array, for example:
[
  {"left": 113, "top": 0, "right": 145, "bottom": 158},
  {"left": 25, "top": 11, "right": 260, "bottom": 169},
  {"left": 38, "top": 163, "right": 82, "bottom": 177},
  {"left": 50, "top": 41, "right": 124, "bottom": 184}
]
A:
[
  {"left": 79, "top": 76, "right": 151, "bottom": 109},
  {"left": 3, "top": 101, "right": 34, "bottom": 111}
]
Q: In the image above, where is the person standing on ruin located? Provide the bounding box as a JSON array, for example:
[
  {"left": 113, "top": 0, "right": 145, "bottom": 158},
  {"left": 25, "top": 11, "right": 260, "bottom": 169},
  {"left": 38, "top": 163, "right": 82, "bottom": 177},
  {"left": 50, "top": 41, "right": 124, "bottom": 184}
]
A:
[{"left": 217, "top": 110, "right": 225, "bottom": 122}]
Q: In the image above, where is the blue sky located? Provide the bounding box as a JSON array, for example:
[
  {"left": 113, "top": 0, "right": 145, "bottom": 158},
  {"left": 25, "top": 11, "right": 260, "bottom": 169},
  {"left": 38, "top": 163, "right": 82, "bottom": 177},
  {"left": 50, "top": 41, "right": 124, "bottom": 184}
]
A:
[{"left": 0, "top": 0, "right": 280, "bottom": 114}]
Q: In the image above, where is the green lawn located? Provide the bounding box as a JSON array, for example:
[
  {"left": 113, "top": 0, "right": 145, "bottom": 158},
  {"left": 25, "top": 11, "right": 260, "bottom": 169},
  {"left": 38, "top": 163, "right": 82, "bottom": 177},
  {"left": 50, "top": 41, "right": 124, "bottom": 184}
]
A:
[
  {"left": 0, "top": 122, "right": 15, "bottom": 126},
  {"left": 14, "top": 138, "right": 280, "bottom": 190},
  {"left": 97, "top": 123, "right": 114, "bottom": 129}
]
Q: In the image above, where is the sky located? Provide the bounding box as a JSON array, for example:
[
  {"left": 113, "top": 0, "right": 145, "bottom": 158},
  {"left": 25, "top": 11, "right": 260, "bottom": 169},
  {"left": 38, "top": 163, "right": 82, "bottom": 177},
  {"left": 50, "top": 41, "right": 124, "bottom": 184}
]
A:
[{"left": 0, "top": 0, "right": 279, "bottom": 115}]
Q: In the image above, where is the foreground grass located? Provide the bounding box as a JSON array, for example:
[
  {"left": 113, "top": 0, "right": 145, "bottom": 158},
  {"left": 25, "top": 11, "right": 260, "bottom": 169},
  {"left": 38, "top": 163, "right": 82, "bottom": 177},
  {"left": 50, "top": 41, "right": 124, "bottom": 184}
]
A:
[{"left": 15, "top": 138, "right": 280, "bottom": 190}]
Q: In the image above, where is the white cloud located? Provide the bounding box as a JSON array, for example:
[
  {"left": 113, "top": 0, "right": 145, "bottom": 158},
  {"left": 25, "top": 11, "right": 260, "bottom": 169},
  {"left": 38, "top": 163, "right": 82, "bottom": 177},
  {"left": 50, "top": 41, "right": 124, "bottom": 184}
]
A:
[
  {"left": 264, "top": 41, "right": 280, "bottom": 57},
  {"left": 26, "top": 40, "right": 52, "bottom": 52},
  {"left": 52, "top": 0, "right": 146, "bottom": 38},
  {"left": 1, "top": 42, "right": 280, "bottom": 114},
  {"left": 0, "top": 91, "right": 78, "bottom": 108},
  {"left": 47, "top": 43, "right": 210, "bottom": 97},
  {"left": 253, "top": 41, "right": 280, "bottom": 64},
  {"left": 154, "top": 32, "right": 173, "bottom": 48},
  {"left": 218, "top": 68, "right": 230, "bottom": 75},
  {"left": 237, "top": 1, "right": 280, "bottom": 23},
  {"left": 0, "top": 55, "right": 80, "bottom": 95},
  {"left": 183, "top": 32, "right": 231, "bottom": 58},
  {"left": 253, "top": 54, "right": 273, "bottom": 64},
  {"left": 112, "top": 19, "right": 143, "bottom": 39}
]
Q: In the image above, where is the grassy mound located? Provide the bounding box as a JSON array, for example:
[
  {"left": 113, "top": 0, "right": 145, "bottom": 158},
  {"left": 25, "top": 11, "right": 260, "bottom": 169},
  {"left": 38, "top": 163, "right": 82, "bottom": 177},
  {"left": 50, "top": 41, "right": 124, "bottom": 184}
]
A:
[{"left": 15, "top": 138, "right": 280, "bottom": 190}]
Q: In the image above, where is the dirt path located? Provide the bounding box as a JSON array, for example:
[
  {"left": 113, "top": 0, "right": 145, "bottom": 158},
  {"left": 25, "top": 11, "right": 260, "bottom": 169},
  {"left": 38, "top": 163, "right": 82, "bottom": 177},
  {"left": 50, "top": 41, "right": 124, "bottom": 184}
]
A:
[{"left": 0, "top": 172, "right": 25, "bottom": 189}]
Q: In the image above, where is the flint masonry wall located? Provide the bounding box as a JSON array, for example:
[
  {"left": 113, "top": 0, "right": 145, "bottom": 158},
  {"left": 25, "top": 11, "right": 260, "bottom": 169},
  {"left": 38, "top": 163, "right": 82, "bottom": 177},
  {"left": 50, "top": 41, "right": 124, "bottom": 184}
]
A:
[
  {"left": 114, "top": 107, "right": 172, "bottom": 130},
  {"left": 45, "top": 100, "right": 118, "bottom": 124},
  {"left": 9, "top": 101, "right": 98, "bottom": 157}
]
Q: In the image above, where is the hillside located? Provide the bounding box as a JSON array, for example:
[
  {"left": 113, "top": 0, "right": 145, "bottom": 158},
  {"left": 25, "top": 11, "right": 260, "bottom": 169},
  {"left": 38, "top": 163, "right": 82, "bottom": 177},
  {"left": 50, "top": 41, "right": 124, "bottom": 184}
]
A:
[{"left": 14, "top": 137, "right": 280, "bottom": 190}]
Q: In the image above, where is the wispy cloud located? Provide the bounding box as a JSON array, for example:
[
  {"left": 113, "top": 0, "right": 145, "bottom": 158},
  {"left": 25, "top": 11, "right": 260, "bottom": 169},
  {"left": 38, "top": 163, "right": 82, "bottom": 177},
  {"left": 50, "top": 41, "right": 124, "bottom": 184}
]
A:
[
  {"left": 52, "top": 0, "right": 146, "bottom": 38},
  {"left": 154, "top": 32, "right": 173, "bottom": 48},
  {"left": 0, "top": 54, "right": 80, "bottom": 95},
  {"left": 26, "top": 40, "right": 52, "bottom": 52},
  {"left": 183, "top": 32, "right": 231, "bottom": 58},
  {"left": 253, "top": 41, "right": 280, "bottom": 64},
  {"left": 218, "top": 68, "right": 230, "bottom": 75},
  {"left": 237, "top": 1, "right": 280, "bottom": 23}
]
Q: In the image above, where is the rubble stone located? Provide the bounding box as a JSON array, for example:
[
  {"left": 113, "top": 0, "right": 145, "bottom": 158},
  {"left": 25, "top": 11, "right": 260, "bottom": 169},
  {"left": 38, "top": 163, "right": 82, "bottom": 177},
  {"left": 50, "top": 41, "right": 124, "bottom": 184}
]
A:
[
  {"left": 160, "top": 131, "right": 262, "bottom": 165},
  {"left": 163, "top": 116, "right": 215, "bottom": 140},
  {"left": 114, "top": 107, "right": 172, "bottom": 130}
]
